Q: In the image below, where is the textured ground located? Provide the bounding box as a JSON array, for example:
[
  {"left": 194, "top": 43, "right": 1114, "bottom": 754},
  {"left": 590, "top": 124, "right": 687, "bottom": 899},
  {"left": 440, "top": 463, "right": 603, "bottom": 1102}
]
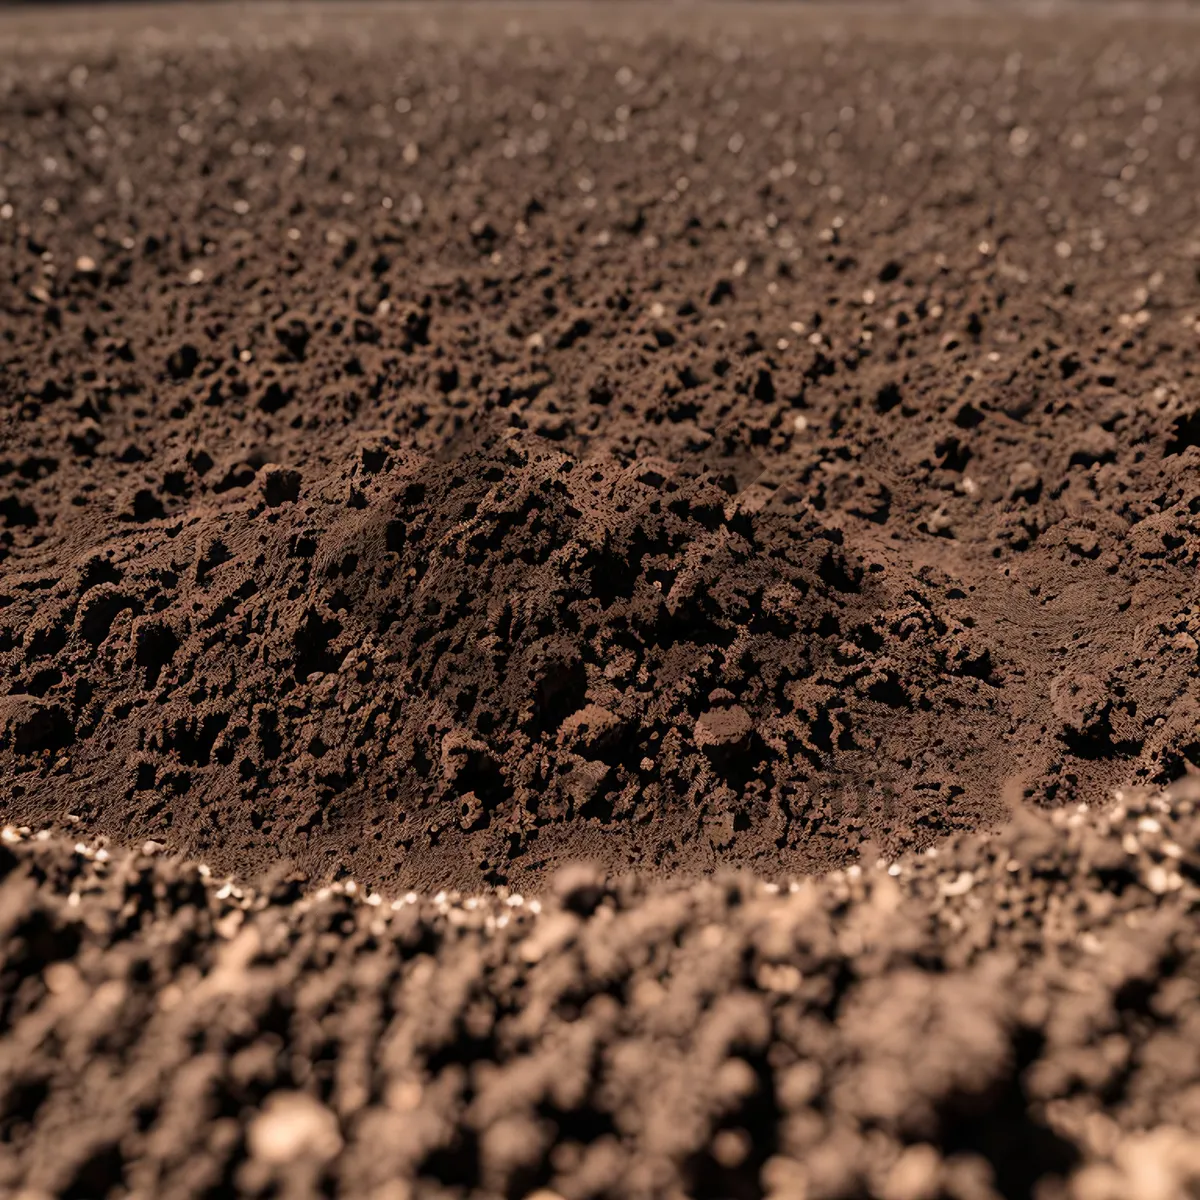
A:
[
  {"left": 4, "top": 785, "right": 1200, "bottom": 1200},
  {"left": 2, "top": 5, "right": 1200, "bottom": 1197},
  {"left": 2, "top": 3, "right": 1199, "bottom": 893}
]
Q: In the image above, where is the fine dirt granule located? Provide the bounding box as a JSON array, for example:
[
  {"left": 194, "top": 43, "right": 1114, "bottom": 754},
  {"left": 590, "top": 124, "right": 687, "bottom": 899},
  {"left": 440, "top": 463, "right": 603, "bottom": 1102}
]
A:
[
  {"left": 2, "top": 784, "right": 1200, "bottom": 1200},
  {"left": 1, "top": 6, "right": 1200, "bottom": 896}
]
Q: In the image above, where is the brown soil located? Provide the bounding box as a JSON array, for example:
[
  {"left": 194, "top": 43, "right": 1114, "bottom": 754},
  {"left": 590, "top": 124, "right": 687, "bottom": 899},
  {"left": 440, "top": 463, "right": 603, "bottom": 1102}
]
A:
[
  {"left": 2, "top": 5, "right": 1200, "bottom": 1196},
  {"left": 2, "top": 5, "right": 1199, "bottom": 894},
  {"left": 4, "top": 786, "right": 1200, "bottom": 1200}
]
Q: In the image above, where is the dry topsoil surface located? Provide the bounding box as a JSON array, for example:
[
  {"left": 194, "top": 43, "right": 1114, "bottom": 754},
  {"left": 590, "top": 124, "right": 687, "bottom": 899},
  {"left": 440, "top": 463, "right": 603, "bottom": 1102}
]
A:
[
  {"left": 2, "top": 3, "right": 1200, "bottom": 1197},
  {"left": 2, "top": 3, "right": 1200, "bottom": 894}
]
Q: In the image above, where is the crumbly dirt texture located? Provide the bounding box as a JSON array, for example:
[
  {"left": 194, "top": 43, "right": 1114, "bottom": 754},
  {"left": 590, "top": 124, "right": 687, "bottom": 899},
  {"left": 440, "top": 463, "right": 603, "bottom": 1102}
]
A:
[
  {"left": 4, "top": 786, "right": 1200, "bottom": 1200},
  {"left": 2, "top": 4, "right": 1200, "bottom": 892},
  {"left": 3, "top": 7, "right": 1200, "bottom": 1197}
]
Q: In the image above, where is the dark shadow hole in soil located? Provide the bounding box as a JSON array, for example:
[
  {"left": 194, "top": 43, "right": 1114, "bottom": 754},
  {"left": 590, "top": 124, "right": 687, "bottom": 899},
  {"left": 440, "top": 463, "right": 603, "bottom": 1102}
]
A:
[
  {"left": 385, "top": 518, "right": 407, "bottom": 554},
  {"left": 957, "top": 649, "right": 1001, "bottom": 688},
  {"left": 80, "top": 591, "right": 136, "bottom": 645},
  {"left": 579, "top": 789, "right": 617, "bottom": 823},
  {"left": 136, "top": 621, "right": 179, "bottom": 688},
  {"left": 258, "top": 707, "right": 283, "bottom": 760},
  {"left": 0, "top": 1073, "right": 49, "bottom": 1136},
  {"left": 1155, "top": 742, "right": 1200, "bottom": 787},
  {"left": 170, "top": 712, "right": 230, "bottom": 768},
  {"left": 704, "top": 732, "right": 769, "bottom": 793},
  {"left": 1165, "top": 408, "right": 1200, "bottom": 457},
  {"left": 684, "top": 1053, "right": 780, "bottom": 1200},
  {"left": 531, "top": 658, "right": 589, "bottom": 736},
  {"left": 1059, "top": 719, "right": 1143, "bottom": 763},
  {"left": 808, "top": 708, "right": 835, "bottom": 757},
  {"left": 456, "top": 749, "right": 512, "bottom": 811},
  {"left": 25, "top": 621, "right": 69, "bottom": 660},
  {"left": 936, "top": 435, "right": 972, "bottom": 472},
  {"left": 12, "top": 703, "right": 74, "bottom": 755},
  {"left": 420, "top": 1135, "right": 482, "bottom": 1195},
  {"left": 62, "top": 1141, "right": 126, "bottom": 1200},
  {"left": 79, "top": 556, "right": 122, "bottom": 594},
  {"left": 130, "top": 488, "right": 166, "bottom": 523},
  {"left": 874, "top": 381, "right": 902, "bottom": 414},
  {"left": 938, "top": 1026, "right": 1080, "bottom": 1199},
  {"left": 258, "top": 381, "right": 293, "bottom": 414},
  {"left": 0, "top": 496, "right": 39, "bottom": 529},
  {"left": 293, "top": 609, "right": 346, "bottom": 681},
  {"left": 817, "top": 548, "right": 861, "bottom": 595},
  {"left": 589, "top": 552, "right": 635, "bottom": 608},
  {"left": 953, "top": 401, "right": 985, "bottom": 430},
  {"left": 867, "top": 672, "right": 912, "bottom": 709},
  {"left": 1068, "top": 446, "right": 1116, "bottom": 469},
  {"left": 26, "top": 667, "right": 61, "bottom": 697},
  {"left": 1113, "top": 973, "right": 1161, "bottom": 1021}
]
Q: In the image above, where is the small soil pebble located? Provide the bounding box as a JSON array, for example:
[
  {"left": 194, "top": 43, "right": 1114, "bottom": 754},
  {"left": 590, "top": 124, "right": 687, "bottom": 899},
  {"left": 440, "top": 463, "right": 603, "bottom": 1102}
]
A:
[
  {"left": 694, "top": 704, "right": 754, "bottom": 752},
  {"left": 248, "top": 1093, "right": 343, "bottom": 1167}
]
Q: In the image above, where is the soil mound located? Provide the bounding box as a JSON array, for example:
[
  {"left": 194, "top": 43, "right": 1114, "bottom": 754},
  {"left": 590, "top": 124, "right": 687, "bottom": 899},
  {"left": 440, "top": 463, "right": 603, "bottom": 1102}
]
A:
[
  {"left": 1, "top": 431, "right": 1026, "bottom": 891},
  {"left": 2, "top": 5, "right": 1200, "bottom": 892}
]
